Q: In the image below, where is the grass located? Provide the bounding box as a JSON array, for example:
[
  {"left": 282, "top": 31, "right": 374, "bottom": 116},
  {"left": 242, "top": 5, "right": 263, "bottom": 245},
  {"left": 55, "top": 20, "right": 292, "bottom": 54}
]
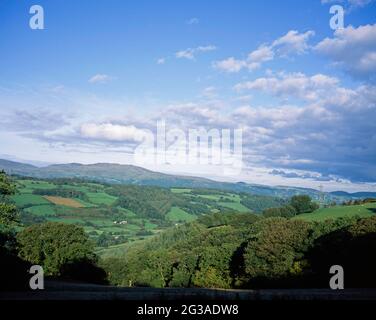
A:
[
  {"left": 44, "top": 196, "right": 86, "bottom": 208},
  {"left": 12, "top": 194, "right": 50, "bottom": 206},
  {"left": 295, "top": 202, "right": 376, "bottom": 222},
  {"left": 197, "top": 193, "right": 239, "bottom": 201},
  {"left": 144, "top": 221, "right": 159, "bottom": 230},
  {"left": 25, "top": 204, "right": 56, "bottom": 216},
  {"left": 170, "top": 188, "right": 192, "bottom": 194},
  {"left": 218, "top": 201, "right": 251, "bottom": 212},
  {"left": 86, "top": 192, "right": 117, "bottom": 205},
  {"left": 166, "top": 207, "right": 197, "bottom": 222},
  {"left": 16, "top": 180, "right": 56, "bottom": 193},
  {"left": 47, "top": 217, "right": 86, "bottom": 224}
]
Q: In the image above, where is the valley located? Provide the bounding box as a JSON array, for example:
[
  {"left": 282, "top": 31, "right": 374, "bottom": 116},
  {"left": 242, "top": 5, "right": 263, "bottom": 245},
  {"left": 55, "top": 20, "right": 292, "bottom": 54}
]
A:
[
  {"left": 11, "top": 177, "right": 283, "bottom": 251},
  {"left": 2, "top": 163, "right": 376, "bottom": 292}
]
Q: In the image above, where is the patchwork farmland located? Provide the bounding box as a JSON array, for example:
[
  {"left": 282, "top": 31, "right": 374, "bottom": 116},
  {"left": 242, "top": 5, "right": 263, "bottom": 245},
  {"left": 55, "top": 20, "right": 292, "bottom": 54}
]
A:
[
  {"left": 11, "top": 178, "right": 278, "bottom": 253},
  {"left": 11, "top": 177, "right": 375, "bottom": 257}
]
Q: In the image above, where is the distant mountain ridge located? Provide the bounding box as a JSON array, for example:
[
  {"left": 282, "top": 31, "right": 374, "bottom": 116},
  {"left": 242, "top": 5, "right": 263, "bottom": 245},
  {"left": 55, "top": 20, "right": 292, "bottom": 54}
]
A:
[
  {"left": 1, "top": 159, "right": 375, "bottom": 201},
  {"left": 330, "top": 191, "right": 376, "bottom": 198}
]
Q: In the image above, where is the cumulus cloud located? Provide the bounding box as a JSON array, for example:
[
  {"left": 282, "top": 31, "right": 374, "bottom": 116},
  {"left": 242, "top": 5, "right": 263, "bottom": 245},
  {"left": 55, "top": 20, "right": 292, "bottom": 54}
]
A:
[
  {"left": 214, "top": 30, "right": 314, "bottom": 73},
  {"left": 315, "top": 24, "right": 376, "bottom": 80},
  {"left": 212, "top": 57, "right": 247, "bottom": 73},
  {"left": 80, "top": 123, "right": 146, "bottom": 142},
  {"left": 272, "top": 30, "right": 315, "bottom": 56},
  {"left": 234, "top": 72, "right": 344, "bottom": 102},
  {"left": 27, "top": 73, "right": 374, "bottom": 184},
  {"left": 176, "top": 45, "right": 217, "bottom": 60},
  {"left": 88, "top": 74, "right": 113, "bottom": 84},
  {"left": 270, "top": 169, "right": 335, "bottom": 181},
  {"left": 230, "top": 73, "right": 376, "bottom": 182},
  {"left": 4, "top": 67, "right": 376, "bottom": 186}
]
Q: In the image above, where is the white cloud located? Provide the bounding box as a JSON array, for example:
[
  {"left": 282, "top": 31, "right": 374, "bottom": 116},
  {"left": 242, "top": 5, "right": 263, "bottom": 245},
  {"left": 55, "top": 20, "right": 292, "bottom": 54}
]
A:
[
  {"left": 272, "top": 30, "right": 315, "bottom": 56},
  {"left": 88, "top": 74, "right": 113, "bottom": 84},
  {"left": 176, "top": 45, "right": 217, "bottom": 60},
  {"left": 247, "top": 45, "right": 275, "bottom": 70},
  {"left": 80, "top": 123, "right": 146, "bottom": 142},
  {"left": 315, "top": 24, "right": 376, "bottom": 79},
  {"left": 214, "top": 30, "right": 314, "bottom": 73},
  {"left": 213, "top": 57, "right": 246, "bottom": 73},
  {"left": 234, "top": 72, "right": 341, "bottom": 101},
  {"left": 248, "top": 45, "right": 274, "bottom": 63}
]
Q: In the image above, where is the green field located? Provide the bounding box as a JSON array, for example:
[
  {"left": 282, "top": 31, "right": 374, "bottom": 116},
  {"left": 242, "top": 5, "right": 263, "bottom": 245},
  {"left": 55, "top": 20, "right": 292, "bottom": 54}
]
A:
[
  {"left": 12, "top": 178, "right": 165, "bottom": 247},
  {"left": 219, "top": 201, "right": 251, "bottom": 212},
  {"left": 171, "top": 188, "right": 192, "bottom": 194},
  {"left": 295, "top": 202, "right": 376, "bottom": 222},
  {"left": 86, "top": 192, "right": 117, "bottom": 205},
  {"left": 25, "top": 205, "right": 57, "bottom": 216},
  {"left": 166, "top": 207, "right": 197, "bottom": 222},
  {"left": 12, "top": 194, "right": 50, "bottom": 206}
]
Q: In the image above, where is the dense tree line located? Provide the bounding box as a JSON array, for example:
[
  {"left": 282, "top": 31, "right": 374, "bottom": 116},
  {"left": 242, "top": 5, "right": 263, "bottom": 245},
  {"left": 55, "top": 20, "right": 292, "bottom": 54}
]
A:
[
  {"left": 32, "top": 188, "right": 89, "bottom": 202},
  {"left": 240, "top": 193, "right": 286, "bottom": 213},
  {"left": 342, "top": 198, "right": 376, "bottom": 206},
  {"left": 262, "top": 195, "right": 319, "bottom": 218},
  {"left": 100, "top": 212, "right": 376, "bottom": 289}
]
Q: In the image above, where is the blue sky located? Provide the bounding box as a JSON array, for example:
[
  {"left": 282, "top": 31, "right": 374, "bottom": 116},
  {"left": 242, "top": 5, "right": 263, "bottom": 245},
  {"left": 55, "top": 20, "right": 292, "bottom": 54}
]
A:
[{"left": 0, "top": 0, "right": 375, "bottom": 191}]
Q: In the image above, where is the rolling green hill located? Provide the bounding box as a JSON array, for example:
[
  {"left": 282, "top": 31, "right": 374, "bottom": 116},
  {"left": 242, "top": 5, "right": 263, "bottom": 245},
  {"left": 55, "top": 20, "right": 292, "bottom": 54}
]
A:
[
  {"left": 1, "top": 158, "right": 365, "bottom": 202},
  {"left": 295, "top": 202, "right": 376, "bottom": 222},
  {"left": 10, "top": 177, "right": 283, "bottom": 249}
]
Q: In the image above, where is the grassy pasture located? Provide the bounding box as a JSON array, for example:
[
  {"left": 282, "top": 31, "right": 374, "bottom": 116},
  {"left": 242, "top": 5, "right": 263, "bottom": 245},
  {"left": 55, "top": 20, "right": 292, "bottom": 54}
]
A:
[
  {"left": 12, "top": 194, "right": 50, "bottom": 206},
  {"left": 295, "top": 202, "right": 376, "bottom": 222},
  {"left": 219, "top": 201, "right": 251, "bottom": 212},
  {"left": 25, "top": 204, "right": 56, "bottom": 216},
  {"left": 166, "top": 207, "right": 196, "bottom": 222},
  {"left": 86, "top": 192, "right": 117, "bottom": 205},
  {"left": 16, "top": 180, "right": 56, "bottom": 193}
]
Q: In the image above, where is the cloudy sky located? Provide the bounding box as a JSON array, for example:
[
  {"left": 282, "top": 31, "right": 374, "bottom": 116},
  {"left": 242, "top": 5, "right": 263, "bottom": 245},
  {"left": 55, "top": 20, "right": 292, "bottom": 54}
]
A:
[{"left": 0, "top": 0, "right": 375, "bottom": 191}]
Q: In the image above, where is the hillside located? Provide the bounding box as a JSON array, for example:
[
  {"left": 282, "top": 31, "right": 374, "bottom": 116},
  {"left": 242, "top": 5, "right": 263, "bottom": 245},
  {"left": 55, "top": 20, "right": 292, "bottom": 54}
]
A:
[
  {"left": 11, "top": 177, "right": 284, "bottom": 248},
  {"left": 294, "top": 202, "right": 376, "bottom": 222},
  {"left": 2, "top": 169, "right": 376, "bottom": 294},
  {"left": 0, "top": 159, "right": 359, "bottom": 202}
]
